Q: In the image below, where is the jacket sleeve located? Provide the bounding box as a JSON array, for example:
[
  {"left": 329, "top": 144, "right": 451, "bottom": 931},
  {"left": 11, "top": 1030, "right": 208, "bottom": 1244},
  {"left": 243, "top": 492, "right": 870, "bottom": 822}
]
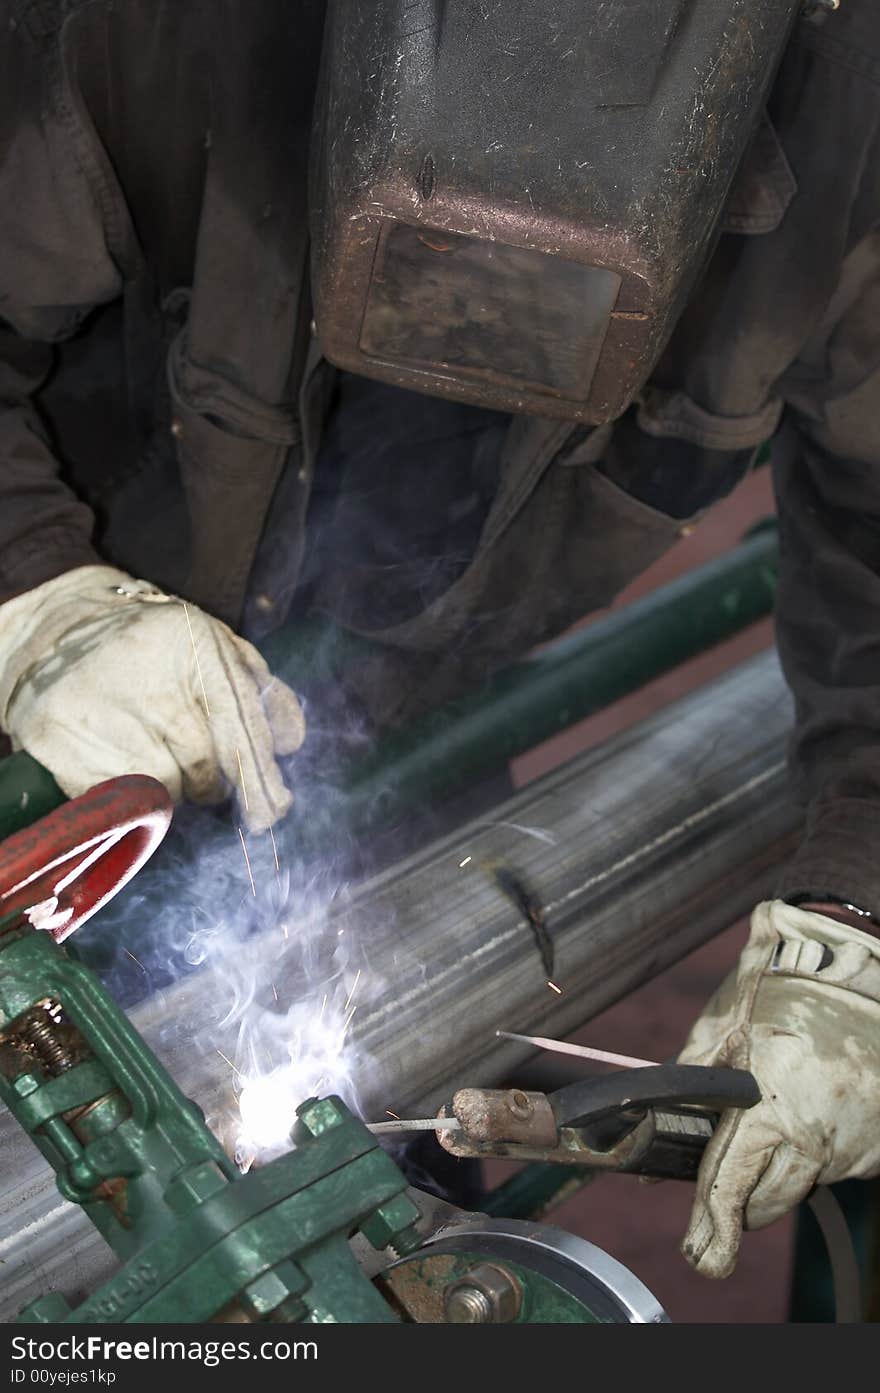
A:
[
  {"left": 772, "top": 228, "right": 880, "bottom": 915},
  {"left": 0, "top": 320, "right": 100, "bottom": 603},
  {"left": 0, "top": 6, "right": 130, "bottom": 604}
]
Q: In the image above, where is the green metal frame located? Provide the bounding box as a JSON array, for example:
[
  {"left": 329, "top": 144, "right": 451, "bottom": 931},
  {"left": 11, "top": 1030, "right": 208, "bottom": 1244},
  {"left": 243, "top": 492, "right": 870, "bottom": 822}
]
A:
[
  {"left": 0, "top": 754, "right": 64, "bottom": 840},
  {"left": 0, "top": 907, "right": 421, "bottom": 1323},
  {"left": 483, "top": 1163, "right": 596, "bottom": 1223}
]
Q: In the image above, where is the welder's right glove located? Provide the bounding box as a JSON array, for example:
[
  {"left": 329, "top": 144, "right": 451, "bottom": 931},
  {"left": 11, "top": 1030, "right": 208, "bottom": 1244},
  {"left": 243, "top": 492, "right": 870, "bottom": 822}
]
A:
[
  {"left": 678, "top": 899, "right": 880, "bottom": 1279},
  {"left": 0, "top": 566, "right": 306, "bottom": 832}
]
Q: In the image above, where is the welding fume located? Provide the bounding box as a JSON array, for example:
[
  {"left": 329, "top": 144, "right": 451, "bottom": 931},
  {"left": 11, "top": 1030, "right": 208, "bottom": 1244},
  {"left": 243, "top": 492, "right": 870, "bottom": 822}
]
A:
[{"left": 0, "top": 0, "right": 879, "bottom": 1328}]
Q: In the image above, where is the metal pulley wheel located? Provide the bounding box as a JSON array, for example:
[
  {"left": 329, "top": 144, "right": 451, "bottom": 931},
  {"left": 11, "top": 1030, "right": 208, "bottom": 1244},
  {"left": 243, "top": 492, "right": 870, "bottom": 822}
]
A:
[{"left": 381, "top": 1216, "right": 669, "bottom": 1323}]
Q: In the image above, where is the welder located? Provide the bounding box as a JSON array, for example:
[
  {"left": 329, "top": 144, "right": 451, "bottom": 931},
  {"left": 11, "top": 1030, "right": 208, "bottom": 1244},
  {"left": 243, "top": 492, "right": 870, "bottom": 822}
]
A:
[{"left": 0, "top": 0, "right": 878, "bottom": 1285}]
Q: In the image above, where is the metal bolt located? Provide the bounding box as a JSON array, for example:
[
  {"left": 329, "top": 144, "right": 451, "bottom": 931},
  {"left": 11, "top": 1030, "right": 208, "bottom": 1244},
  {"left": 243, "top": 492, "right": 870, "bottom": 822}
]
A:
[
  {"left": 10, "top": 1001, "right": 79, "bottom": 1075},
  {"left": 387, "top": 1224, "right": 423, "bottom": 1259},
  {"left": 506, "top": 1088, "right": 533, "bottom": 1120},
  {"left": 445, "top": 1286, "right": 494, "bottom": 1323},
  {"left": 443, "top": 1263, "right": 523, "bottom": 1324}
]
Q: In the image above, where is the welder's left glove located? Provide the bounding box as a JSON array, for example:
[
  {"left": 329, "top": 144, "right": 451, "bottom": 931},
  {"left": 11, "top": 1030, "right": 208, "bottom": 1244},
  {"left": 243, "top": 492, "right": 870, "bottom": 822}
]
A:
[
  {"left": 678, "top": 899, "right": 880, "bottom": 1278},
  {"left": 0, "top": 566, "right": 306, "bottom": 833}
]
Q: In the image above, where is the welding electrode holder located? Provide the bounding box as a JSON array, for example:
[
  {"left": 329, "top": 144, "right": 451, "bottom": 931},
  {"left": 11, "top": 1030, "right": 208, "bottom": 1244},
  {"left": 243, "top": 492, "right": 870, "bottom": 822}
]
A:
[
  {"left": 439, "top": 1064, "right": 761, "bottom": 1181},
  {"left": 552, "top": 1064, "right": 761, "bottom": 1151}
]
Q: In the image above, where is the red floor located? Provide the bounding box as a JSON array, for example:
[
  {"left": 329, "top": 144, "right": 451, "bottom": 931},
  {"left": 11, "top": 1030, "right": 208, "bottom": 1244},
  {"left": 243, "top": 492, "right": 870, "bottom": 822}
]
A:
[{"left": 503, "top": 464, "right": 795, "bottom": 1322}]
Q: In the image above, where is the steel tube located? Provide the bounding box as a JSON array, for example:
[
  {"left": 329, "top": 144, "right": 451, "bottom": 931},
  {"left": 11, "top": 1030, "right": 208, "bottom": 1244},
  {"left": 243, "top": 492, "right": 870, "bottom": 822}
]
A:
[{"left": 0, "top": 649, "right": 798, "bottom": 1318}]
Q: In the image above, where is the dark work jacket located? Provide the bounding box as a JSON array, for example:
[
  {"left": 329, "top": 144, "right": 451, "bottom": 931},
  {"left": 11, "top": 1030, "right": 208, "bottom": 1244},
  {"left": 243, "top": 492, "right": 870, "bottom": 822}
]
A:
[{"left": 1, "top": 1, "right": 880, "bottom": 912}]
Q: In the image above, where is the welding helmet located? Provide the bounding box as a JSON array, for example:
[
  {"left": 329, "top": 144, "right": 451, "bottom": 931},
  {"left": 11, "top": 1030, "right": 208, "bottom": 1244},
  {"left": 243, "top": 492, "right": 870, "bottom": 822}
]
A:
[{"left": 310, "top": 0, "right": 800, "bottom": 424}]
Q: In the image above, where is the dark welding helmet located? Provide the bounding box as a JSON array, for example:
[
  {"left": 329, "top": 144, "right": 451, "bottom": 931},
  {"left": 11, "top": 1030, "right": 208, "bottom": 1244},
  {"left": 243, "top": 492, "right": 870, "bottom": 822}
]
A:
[{"left": 310, "top": 0, "right": 799, "bottom": 424}]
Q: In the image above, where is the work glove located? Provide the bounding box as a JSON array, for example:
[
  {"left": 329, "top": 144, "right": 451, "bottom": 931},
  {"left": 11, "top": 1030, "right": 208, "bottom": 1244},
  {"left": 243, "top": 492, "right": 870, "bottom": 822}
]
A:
[
  {"left": 0, "top": 566, "right": 305, "bottom": 833},
  {"left": 679, "top": 899, "right": 880, "bottom": 1278}
]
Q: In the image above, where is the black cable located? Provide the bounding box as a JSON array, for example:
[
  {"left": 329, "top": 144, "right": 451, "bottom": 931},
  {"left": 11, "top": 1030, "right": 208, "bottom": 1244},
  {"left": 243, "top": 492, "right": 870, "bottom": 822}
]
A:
[{"left": 807, "top": 1186, "right": 863, "bottom": 1324}]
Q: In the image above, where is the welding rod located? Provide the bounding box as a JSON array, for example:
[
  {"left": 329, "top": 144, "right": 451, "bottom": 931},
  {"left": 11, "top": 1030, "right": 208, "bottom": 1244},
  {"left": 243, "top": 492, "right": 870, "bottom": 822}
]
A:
[
  {"left": 366, "top": 1117, "right": 462, "bottom": 1135},
  {"left": 496, "top": 1030, "right": 658, "bottom": 1070}
]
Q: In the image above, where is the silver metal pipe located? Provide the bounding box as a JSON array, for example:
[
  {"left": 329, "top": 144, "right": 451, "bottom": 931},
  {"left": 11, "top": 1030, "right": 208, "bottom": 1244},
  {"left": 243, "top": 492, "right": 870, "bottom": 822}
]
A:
[{"left": 0, "top": 649, "right": 799, "bottom": 1318}]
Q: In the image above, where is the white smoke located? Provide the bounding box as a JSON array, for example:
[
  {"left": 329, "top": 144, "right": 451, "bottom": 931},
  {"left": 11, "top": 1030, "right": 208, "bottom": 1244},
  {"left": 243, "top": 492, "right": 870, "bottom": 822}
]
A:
[{"left": 88, "top": 790, "right": 374, "bottom": 1169}]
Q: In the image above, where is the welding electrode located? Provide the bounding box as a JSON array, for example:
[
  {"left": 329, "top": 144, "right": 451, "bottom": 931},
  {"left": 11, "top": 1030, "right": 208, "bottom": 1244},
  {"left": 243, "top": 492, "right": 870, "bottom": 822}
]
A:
[
  {"left": 496, "top": 1030, "right": 658, "bottom": 1070},
  {"left": 366, "top": 1117, "right": 463, "bottom": 1135}
]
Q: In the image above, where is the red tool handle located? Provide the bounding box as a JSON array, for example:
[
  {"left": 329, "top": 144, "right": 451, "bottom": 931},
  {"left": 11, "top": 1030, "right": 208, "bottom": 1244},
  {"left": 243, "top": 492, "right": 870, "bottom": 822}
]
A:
[{"left": 0, "top": 776, "right": 172, "bottom": 941}]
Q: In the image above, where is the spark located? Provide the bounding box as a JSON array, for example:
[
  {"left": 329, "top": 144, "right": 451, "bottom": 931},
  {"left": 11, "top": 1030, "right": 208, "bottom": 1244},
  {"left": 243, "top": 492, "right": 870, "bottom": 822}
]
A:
[
  {"left": 122, "top": 948, "right": 146, "bottom": 973},
  {"left": 459, "top": 855, "right": 472, "bottom": 868},
  {"left": 340, "top": 1005, "right": 358, "bottom": 1042},
  {"left": 235, "top": 748, "right": 250, "bottom": 812},
  {"left": 385, "top": 1109, "right": 401, "bottom": 1120},
  {"left": 238, "top": 827, "right": 257, "bottom": 897},
  {"left": 269, "top": 825, "right": 280, "bottom": 873},
  {"left": 183, "top": 603, "right": 211, "bottom": 718},
  {"left": 217, "top": 1049, "right": 240, "bottom": 1077},
  {"left": 343, "top": 969, "right": 361, "bottom": 1013},
  {"left": 320, "top": 993, "right": 327, "bottom": 1019},
  {"left": 280, "top": 921, "right": 289, "bottom": 940},
  {"left": 271, "top": 982, "right": 278, "bottom": 1002},
  {"left": 313, "top": 1076, "right": 327, "bottom": 1093},
  {"left": 547, "top": 979, "right": 564, "bottom": 995},
  {"left": 496, "top": 1029, "right": 658, "bottom": 1070}
]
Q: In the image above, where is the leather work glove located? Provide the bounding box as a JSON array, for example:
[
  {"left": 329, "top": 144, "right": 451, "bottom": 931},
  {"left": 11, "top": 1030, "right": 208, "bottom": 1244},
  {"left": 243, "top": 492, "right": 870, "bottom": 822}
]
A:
[
  {"left": 0, "top": 566, "right": 306, "bottom": 833},
  {"left": 678, "top": 899, "right": 880, "bottom": 1278}
]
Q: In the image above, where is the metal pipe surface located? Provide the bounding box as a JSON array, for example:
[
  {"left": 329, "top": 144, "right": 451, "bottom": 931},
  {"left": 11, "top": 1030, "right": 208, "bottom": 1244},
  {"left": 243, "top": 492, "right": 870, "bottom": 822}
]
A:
[{"left": 0, "top": 650, "right": 799, "bottom": 1318}]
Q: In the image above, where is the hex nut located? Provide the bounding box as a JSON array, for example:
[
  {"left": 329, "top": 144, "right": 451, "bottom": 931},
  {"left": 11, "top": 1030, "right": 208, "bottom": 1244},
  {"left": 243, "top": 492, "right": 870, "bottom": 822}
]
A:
[
  {"left": 443, "top": 1263, "right": 523, "bottom": 1324},
  {"left": 242, "top": 1261, "right": 307, "bottom": 1318},
  {"left": 294, "top": 1096, "right": 346, "bottom": 1137},
  {"left": 11, "top": 1073, "right": 39, "bottom": 1098},
  {"left": 360, "top": 1193, "right": 421, "bottom": 1251},
  {"left": 164, "top": 1161, "right": 229, "bottom": 1215}
]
